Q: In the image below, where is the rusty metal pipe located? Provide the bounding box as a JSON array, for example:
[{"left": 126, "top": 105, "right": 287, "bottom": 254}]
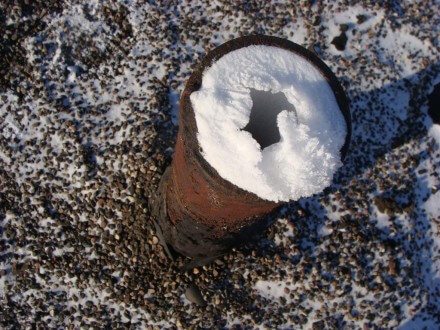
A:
[{"left": 150, "top": 35, "right": 351, "bottom": 260}]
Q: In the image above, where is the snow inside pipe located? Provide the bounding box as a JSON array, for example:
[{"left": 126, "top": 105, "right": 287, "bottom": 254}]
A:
[{"left": 150, "top": 35, "right": 351, "bottom": 261}]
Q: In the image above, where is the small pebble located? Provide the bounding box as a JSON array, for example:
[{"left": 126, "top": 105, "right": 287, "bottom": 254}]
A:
[{"left": 185, "top": 283, "right": 206, "bottom": 307}]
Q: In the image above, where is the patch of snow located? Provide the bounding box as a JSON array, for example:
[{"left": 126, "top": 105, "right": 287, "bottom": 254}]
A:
[
  {"left": 285, "top": 19, "right": 308, "bottom": 46},
  {"left": 429, "top": 125, "right": 440, "bottom": 145},
  {"left": 378, "top": 25, "right": 432, "bottom": 77},
  {"left": 373, "top": 204, "right": 392, "bottom": 230},
  {"left": 323, "top": 6, "right": 385, "bottom": 57},
  {"left": 191, "top": 45, "right": 347, "bottom": 202},
  {"left": 255, "top": 280, "right": 297, "bottom": 300},
  {"left": 317, "top": 223, "right": 334, "bottom": 237},
  {"left": 425, "top": 191, "right": 440, "bottom": 218}
]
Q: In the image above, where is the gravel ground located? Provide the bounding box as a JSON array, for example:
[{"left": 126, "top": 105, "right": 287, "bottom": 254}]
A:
[{"left": 1, "top": 0, "right": 439, "bottom": 328}]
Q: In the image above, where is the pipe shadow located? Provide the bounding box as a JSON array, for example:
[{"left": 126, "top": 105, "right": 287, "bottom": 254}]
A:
[
  {"left": 253, "top": 61, "right": 440, "bottom": 326},
  {"left": 164, "top": 61, "right": 440, "bottom": 326}
]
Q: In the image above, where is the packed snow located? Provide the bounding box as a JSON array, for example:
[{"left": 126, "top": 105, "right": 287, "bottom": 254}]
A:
[
  {"left": 1, "top": 0, "right": 439, "bottom": 328},
  {"left": 191, "top": 45, "right": 347, "bottom": 202}
]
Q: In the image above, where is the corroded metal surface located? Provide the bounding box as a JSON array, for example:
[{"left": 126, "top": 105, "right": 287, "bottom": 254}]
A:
[
  {"left": 150, "top": 35, "right": 351, "bottom": 259},
  {"left": 149, "top": 167, "right": 278, "bottom": 259}
]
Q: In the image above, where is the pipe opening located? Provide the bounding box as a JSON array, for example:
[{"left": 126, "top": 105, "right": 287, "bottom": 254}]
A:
[
  {"left": 243, "top": 89, "right": 297, "bottom": 150},
  {"left": 191, "top": 44, "right": 348, "bottom": 202}
]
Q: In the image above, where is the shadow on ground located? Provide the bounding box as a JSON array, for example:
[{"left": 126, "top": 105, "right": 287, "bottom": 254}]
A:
[{"left": 258, "top": 62, "right": 440, "bottom": 326}]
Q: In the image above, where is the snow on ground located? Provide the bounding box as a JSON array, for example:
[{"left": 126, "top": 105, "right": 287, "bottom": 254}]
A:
[{"left": 0, "top": 0, "right": 439, "bottom": 328}]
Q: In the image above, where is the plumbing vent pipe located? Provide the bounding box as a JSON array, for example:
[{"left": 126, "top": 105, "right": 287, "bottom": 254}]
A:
[{"left": 149, "top": 35, "right": 351, "bottom": 261}]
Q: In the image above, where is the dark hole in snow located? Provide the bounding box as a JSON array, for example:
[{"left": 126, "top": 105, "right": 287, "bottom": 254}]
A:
[
  {"left": 428, "top": 83, "right": 440, "bottom": 125},
  {"left": 331, "top": 31, "right": 348, "bottom": 51},
  {"left": 242, "top": 89, "right": 297, "bottom": 150}
]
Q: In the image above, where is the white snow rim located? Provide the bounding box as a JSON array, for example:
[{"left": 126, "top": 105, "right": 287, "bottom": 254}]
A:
[{"left": 190, "top": 44, "right": 347, "bottom": 202}]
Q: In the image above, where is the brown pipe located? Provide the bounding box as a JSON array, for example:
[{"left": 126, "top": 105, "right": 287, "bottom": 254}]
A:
[{"left": 149, "top": 35, "right": 351, "bottom": 260}]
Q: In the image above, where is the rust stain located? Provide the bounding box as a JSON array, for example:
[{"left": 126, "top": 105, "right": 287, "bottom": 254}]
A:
[{"left": 166, "top": 131, "right": 279, "bottom": 232}]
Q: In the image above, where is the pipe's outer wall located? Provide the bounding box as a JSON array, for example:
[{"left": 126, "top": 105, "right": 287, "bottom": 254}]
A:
[{"left": 149, "top": 35, "right": 351, "bottom": 259}]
